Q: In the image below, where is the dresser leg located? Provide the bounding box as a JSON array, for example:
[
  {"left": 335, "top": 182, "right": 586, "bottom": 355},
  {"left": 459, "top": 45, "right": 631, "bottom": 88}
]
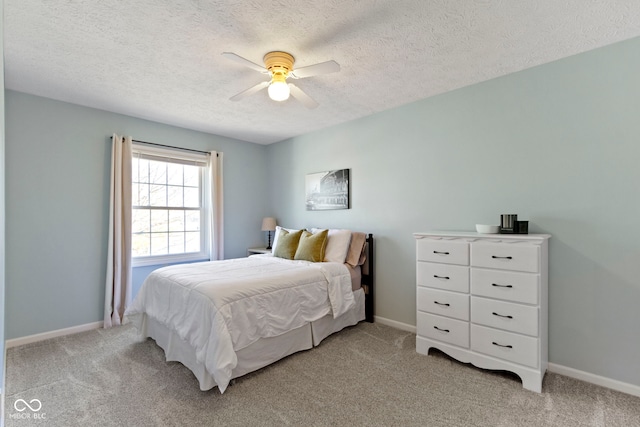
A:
[{"left": 520, "top": 370, "right": 545, "bottom": 393}]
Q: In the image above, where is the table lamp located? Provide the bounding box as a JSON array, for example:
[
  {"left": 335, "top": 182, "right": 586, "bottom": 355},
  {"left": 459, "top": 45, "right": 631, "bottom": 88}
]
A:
[{"left": 261, "top": 217, "right": 277, "bottom": 249}]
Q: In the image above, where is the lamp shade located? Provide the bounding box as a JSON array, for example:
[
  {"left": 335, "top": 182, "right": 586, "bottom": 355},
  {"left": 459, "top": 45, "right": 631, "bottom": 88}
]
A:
[{"left": 261, "top": 217, "right": 277, "bottom": 231}]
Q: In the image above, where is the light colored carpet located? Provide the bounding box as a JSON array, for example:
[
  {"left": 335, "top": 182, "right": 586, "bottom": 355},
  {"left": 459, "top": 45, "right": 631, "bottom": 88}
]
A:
[{"left": 4, "top": 322, "right": 640, "bottom": 426}]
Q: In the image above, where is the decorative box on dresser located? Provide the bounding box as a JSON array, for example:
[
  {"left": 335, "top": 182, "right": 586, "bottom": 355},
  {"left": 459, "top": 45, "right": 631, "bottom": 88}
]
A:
[{"left": 414, "top": 231, "right": 551, "bottom": 392}]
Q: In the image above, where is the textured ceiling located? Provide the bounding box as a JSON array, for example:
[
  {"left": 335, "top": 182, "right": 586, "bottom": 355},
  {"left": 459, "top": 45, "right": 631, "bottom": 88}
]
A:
[{"left": 5, "top": 1, "right": 640, "bottom": 144}]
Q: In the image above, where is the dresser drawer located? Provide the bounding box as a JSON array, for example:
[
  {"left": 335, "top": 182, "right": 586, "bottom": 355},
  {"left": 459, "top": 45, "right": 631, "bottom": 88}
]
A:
[
  {"left": 471, "top": 268, "right": 539, "bottom": 304},
  {"left": 417, "top": 287, "right": 469, "bottom": 321},
  {"left": 471, "top": 242, "right": 539, "bottom": 273},
  {"left": 417, "top": 262, "right": 469, "bottom": 293},
  {"left": 471, "top": 297, "right": 538, "bottom": 336},
  {"left": 416, "top": 239, "right": 469, "bottom": 266},
  {"left": 471, "top": 324, "right": 538, "bottom": 368},
  {"left": 417, "top": 312, "right": 469, "bottom": 348}
]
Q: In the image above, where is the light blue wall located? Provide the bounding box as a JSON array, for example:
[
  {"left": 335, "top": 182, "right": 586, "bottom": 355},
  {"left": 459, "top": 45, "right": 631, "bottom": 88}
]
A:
[
  {"left": 266, "top": 37, "right": 640, "bottom": 387},
  {"left": 4, "top": 91, "right": 270, "bottom": 339}
]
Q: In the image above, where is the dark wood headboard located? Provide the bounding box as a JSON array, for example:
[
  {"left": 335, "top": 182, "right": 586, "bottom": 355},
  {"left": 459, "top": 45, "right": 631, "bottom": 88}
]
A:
[{"left": 362, "top": 234, "right": 374, "bottom": 322}]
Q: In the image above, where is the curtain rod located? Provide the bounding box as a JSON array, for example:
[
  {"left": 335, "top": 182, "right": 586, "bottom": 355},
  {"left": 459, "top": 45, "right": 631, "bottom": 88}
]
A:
[{"left": 110, "top": 136, "right": 214, "bottom": 156}]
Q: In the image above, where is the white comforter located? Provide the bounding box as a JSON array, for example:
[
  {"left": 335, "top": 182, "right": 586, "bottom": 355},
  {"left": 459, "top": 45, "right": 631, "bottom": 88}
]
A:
[{"left": 125, "top": 255, "right": 355, "bottom": 393}]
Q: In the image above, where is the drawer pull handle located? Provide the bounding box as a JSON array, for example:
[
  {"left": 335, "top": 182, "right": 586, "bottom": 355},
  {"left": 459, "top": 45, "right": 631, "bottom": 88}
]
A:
[
  {"left": 433, "top": 326, "right": 450, "bottom": 333},
  {"left": 491, "top": 283, "right": 513, "bottom": 288},
  {"left": 434, "top": 301, "right": 450, "bottom": 307},
  {"left": 492, "top": 312, "right": 513, "bottom": 319},
  {"left": 433, "top": 250, "right": 450, "bottom": 255},
  {"left": 491, "top": 255, "right": 513, "bottom": 260},
  {"left": 433, "top": 275, "right": 450, "bottom": 280},
  {"left": 492, "top": 341, "right": 513, "bottom": 349}
]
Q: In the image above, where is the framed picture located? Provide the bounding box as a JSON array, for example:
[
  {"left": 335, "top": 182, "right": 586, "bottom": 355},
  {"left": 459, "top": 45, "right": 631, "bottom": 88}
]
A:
[{"left": 305, "top": 169, "right": 350, "bottom": 211}]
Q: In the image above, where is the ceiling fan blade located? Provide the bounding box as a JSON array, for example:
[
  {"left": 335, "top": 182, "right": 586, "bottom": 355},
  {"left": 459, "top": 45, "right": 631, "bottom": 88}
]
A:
[
  {"left": 290, "top": 60, "right": 340, "bottom": 79},
  {"left": 289, "top": 83, "right": 319, "bottom": 109},
  {"left": 229, "top": 81, "right": 269, "bottom": 101},
  {"left": 221, "top": 52, "right": 267, "bottom": 73}
]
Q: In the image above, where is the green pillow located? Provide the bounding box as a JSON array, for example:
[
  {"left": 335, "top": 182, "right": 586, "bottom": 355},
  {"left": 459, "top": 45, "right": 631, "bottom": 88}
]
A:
[
  {"left": 273, "top": 229, "right": 303, "bottom": 259},
  {"left": 294, "top": 230, "right": 328, "bottom": 262}
]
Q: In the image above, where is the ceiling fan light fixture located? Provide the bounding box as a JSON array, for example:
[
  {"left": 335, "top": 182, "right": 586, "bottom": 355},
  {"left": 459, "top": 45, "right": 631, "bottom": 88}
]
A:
[
  {"left": 223, "top": 50, "right": 338, "bottom": 108},
  {"left": 268, "top": 74, "right": 290, "bottom": 101}
]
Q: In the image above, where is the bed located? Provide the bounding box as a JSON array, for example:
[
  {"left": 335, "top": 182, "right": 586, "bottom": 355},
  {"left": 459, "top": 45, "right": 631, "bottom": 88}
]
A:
[{"left": 125, "top": 231, "right": 374, "bottom": 393}]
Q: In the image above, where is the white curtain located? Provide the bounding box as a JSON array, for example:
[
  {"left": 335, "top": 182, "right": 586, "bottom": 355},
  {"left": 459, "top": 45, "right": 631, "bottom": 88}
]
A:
[
  {"left": 104, "top": 134, "right": 133, "bottom": 328},
  {"left": 208, "top": 151, "right": 224, "bottom": 260}
]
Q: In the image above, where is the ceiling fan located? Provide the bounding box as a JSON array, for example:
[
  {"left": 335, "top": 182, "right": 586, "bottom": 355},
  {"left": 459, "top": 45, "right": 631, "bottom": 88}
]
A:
[{"left": 221, "top": 51, "right": 340, "bottom": 109}]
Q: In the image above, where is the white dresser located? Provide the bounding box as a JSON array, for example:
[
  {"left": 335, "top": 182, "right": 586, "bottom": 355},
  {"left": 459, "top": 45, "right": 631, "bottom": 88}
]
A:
[{"left": 414, "top": 231, "right": 550, "bottom": 392}]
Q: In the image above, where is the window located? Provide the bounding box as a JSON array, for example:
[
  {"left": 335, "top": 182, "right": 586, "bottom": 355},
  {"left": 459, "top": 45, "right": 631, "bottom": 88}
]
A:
[{"left": 131, "top": 145, "right": 209, "bottom": 266}]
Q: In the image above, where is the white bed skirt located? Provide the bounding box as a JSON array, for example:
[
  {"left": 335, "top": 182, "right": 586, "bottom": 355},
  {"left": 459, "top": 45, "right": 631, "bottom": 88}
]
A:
[{"left": 137, "top": 288, "right": 366, "bottom": 391}]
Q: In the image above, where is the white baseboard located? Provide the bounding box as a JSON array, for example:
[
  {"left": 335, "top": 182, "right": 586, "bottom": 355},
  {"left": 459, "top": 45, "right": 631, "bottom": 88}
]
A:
[
  {"left": 548, "top": 363, "right": 640, "bottom": 398},
  {"left": 374, "top": 315, "right": 416, "bottom": 333},
  {"left": 5, "top": 321, "right": 103, "bottom": 348}
]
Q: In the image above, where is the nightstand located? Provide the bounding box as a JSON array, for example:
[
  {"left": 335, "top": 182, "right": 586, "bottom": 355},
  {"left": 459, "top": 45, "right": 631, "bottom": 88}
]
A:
[{"left": 247, "top": 247, "right": 270, "bottom": 256}]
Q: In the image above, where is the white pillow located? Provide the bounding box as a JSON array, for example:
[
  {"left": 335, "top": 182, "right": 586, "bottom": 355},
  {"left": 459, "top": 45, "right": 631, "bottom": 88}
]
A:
[
  {"left": 271, "top": 226, "right": 300, "bottom": 254},
  {"left": 311, "top": 228, "right": 352, "bottom": 263}
]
